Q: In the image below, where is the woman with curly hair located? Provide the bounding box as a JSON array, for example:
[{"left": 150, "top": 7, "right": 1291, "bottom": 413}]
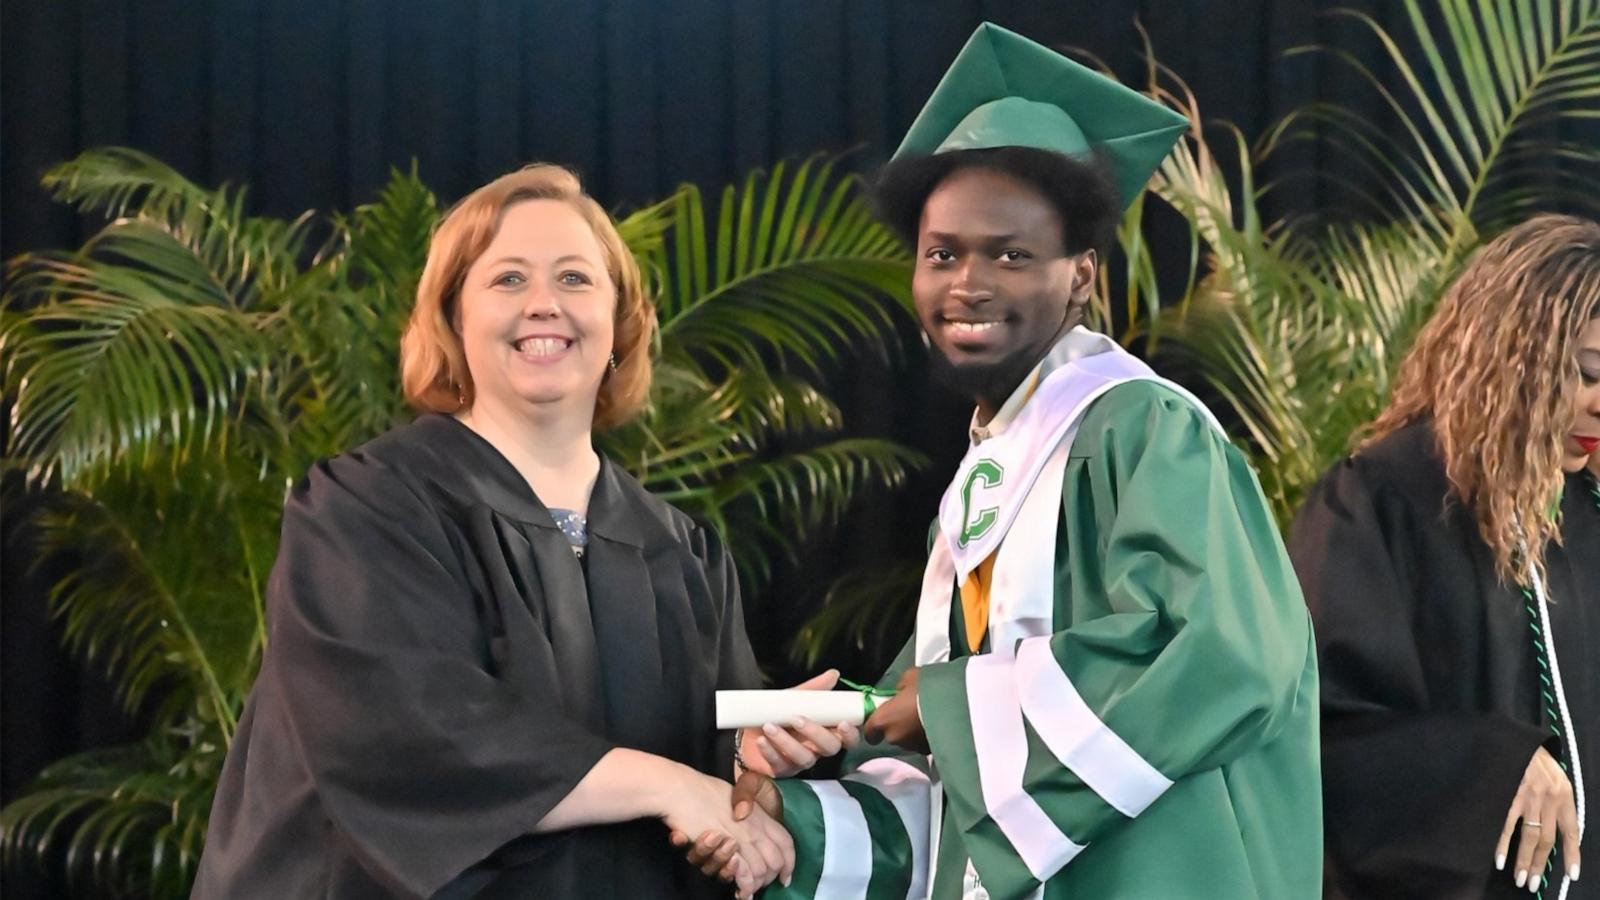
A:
[{"left": 1292, "top": 213, "right": 1600, "bottom": 900}]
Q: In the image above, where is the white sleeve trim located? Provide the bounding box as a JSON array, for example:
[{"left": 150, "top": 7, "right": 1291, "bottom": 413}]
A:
[
  {"left": 844, "top": 758, "right": 932, "bottom": 900},
  {"left": 966, "top": 651, "right": 1087, "bottom": 881},
  {"left": 1014, "top": 635, "right": 1173, "bottom": 818},
  {"left": 811, "top": 780, "right": 873, "bottom": 898}
]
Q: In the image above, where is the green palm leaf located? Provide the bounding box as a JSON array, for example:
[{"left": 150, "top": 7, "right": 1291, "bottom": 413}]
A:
[
  {"left": 788, "top": 560, "right": 926, "bottom": 668},
  {"left": 1292, "top": 0, "right": 1600, "bottom": 232},
  {"left": 711, "top": 438, "right": 924, "bottom": 524},
  {"left": 1, "top": 255, "right": 271, "bottom": 486},
  {"left": 707, "top": 439, "right": 927, "bottom": 585},
  {"left": 42, "top": 147, "right": 322, "bottom": 307},
  {"left": 277, "top": 165, "right": 442, "bottom": 462},
  {"left": 1149, "top": 148, "right": 1451, "bottom": 519},
  {"left": 641, "top": 156, "right": 912, "bottom": 374},
  {"left": 0, "top": 733, "right": 221, "bottom": 899},
  {"left": 1136, "top": 0, "right": 1597, "bottom": 523},
  {"left": 616, "top": 371, "right": 926, "bottom": 586},
  {"left": 0, "top": 148, "right": 339, "bottom": 486},
  {"left": 23, "top": 461, "right": 277, "bottom": 740},
  {"left": 605, "top": 156, "right": 923, "bottom": 589},
  {"left": 336, "top": 162, "right": 441, "bottom": 300}
]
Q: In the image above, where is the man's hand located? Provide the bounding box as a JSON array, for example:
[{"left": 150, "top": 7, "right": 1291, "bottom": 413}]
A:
[
  {"left": 862, "top": 667, "right": 927, "bottom": 753},
  {"left": 669, "top": 830, "right": 742, "bottom": 886},
  {"left": 730, "top": 769, "right": 784, "bottom": 823}
]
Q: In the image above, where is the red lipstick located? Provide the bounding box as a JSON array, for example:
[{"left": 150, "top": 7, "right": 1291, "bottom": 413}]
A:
[{"left": 1575, "top": 435, "right": 1600, "bottom": 454}]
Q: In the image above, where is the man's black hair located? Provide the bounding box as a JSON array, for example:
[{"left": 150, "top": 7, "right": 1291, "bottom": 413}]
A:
[{"left": 871, "top": 146, "right": 1120, "bottom": 257}]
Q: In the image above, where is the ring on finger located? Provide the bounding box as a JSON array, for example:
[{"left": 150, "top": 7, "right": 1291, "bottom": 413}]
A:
[{"left": 1523, "top": 820, "right": 1544, "bottom": 828}]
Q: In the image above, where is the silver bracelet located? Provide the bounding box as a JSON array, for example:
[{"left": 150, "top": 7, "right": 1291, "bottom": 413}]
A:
[{"left": 732, "top": 727, "right": 747, "bottom": 777}]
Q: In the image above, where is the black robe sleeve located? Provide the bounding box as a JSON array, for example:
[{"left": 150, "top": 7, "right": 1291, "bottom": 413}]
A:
[
  {"left": 249, "top": 454, "right": 616, "bottom": 897},
  {"left": 1290, "top": 458, "right": 1549, "bottom": 899}
]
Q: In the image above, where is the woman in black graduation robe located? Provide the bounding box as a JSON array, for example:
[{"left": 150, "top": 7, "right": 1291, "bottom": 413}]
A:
[
  {"left": 1292, "top": 424, "right": 1599, "bottom": 899},
  {"left": 1290, "top": 215, "right": 1600, "bottom": 900},
  {"left": 192, "top": 164, "right": 819, "bottom": 899},
  {"left": 195, "top": 415, "right": 762, "bottom": 899}
]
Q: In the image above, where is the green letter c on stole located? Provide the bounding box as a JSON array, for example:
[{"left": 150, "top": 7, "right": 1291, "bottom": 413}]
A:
[{"left": 958, "top": 459, "right": 1004, "bottom": 547}]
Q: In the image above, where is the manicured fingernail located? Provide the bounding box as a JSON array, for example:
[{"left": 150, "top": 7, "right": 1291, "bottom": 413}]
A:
[
  {"left": 1496, "top": 853, "right": 1507, "bottom": 870},
  {"left": 794, "top": 717, "right": 810, "bottom": 727},
  {"left": 762, "top": 723, "right": 780, "bottom": 736},
  {"left": 1516, "top": 869, "right": 1527, "bottom": 888},
  {"left": 1530, "top": 874, "right": 1542, "bottom": 893},
  {"left": 1569, "top": 864, "right": 1580, "bottom": 881}
]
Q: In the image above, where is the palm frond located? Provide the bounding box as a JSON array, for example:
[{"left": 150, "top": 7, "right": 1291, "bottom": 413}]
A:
[
  {"left": 0, "top": 731, "right": 221, "bottom": 899},
  {"left": 42, "top": 147, "right": 322, "bottom": 307},
  {"left": 615, "top": 189, "right": 682, "bottom": 289},
  {"left": 713, "top": 438, "right": 924, "bottom": 523},
  {"left": 618, "top": 365, "right": 850, "bottom": 480},
  {"left": 643, "top": 156, "right": 913, "bottom": 374},
  {"left": 1149, "top": 192, "right": 1450, "bottom": 519},
  {"left": 1308, "top": 0, "right": 1600, "bottom": 232},
  {"left": 1126, "top": 1, "right": 1598, "bottom": 524},
  {"left": 789, "top": 560, "right": 925, "bottom": 669},
  {"left": 337, "top": 162, "right": 441, "bottom": 299},
  {"left": 41, "top": 147, "right": 223, "bottom": 223},
  {"left": 276, "top": 165, "right": 442, "bottom": 461},
  {"left": 23, "top": 472, "right": 269, "bottom": 740},
  {"left": 708, "top": 439, "right": 927, "bottom": 584},
  {"left": 605, "top": 361, "right": 749, "bottom": 489},
  {"left": 2, "top": 256, "right": 272, "bottom": 486}
]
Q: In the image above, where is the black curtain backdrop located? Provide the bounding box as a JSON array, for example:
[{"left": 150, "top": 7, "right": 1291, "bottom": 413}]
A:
[
  {"left": 3, "top": 0, "right": 1375, "bottom": 253},
  {"left": 0, "top": 0, "right": 1539, "bottom": 895}
]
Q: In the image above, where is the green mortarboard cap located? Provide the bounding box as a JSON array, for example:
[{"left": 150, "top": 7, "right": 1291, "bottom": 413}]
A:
[{"left": 893, "top": 22, "right": 1189, "bottom": 209}]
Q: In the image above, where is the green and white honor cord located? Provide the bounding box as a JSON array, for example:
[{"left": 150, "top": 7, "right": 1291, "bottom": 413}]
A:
[{"left": 1520, "top": 471, "right": 1597, "bottom": 899}]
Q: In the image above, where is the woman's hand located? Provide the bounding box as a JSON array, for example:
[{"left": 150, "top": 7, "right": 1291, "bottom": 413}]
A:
[
  {"left": 740, "top": 669, "right": 861, "bottom": 778},
  {"left": 670, "top": 772, "right": 791, "bottom": 896},
  {"left": 660, "top": 767, "right": 787, "bottom": 895},
  {"left": 1495, "top": 746, "right": 1581, "bottom": 892}
]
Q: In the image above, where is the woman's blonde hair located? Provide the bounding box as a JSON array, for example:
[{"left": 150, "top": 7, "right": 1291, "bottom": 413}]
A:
[
  {"left": 1363, "top": 213, "right": 1600, "bottom": 583},
  {"left": 400, "top": 164, "right": 654, "bottom": 430}
]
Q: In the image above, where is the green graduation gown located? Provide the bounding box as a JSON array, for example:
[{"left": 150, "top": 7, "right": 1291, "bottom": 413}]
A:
[{"left": 763, "top": 338, "right": 1323, "bottom": 900}]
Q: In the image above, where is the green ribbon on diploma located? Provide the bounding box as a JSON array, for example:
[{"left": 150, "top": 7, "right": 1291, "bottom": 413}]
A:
[{"left": 839, "top": 677, "right": 896, "bottom": 718}]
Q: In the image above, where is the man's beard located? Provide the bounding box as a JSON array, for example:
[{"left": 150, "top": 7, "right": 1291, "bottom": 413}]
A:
[{"left": 927, "top": 343, "right": 1043, "bottom": 411}]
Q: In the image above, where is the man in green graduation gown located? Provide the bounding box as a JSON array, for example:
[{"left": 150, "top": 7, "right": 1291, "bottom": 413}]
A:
[{"left": 697, "top": 23, "right": 1322, "bottom": 900}]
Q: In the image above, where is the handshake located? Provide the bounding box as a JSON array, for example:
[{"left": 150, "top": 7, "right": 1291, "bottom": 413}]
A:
[{"left": 663, "top": 667, "right": 926, "bottom": 898}]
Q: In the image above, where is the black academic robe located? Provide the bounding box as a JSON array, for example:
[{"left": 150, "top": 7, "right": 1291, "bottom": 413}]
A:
[
  {"left": 192, "top": 414, "right": 762, "bottom": 899},
  {"left": 1291, "top": 420, "right": 1599, "bottom": 900}
]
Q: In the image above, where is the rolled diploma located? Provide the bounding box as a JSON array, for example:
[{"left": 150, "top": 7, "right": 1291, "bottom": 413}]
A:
[{"left": 716, "top": 690, "right": 870, "bottom": 729}]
